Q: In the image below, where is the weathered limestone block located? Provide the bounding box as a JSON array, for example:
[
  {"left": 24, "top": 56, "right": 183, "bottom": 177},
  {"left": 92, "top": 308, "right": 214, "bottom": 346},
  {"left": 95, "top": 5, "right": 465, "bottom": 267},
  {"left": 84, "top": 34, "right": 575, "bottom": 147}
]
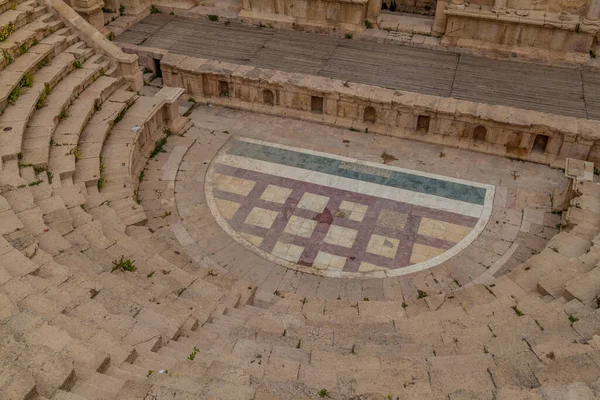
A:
[{"left": 239, "top": 0, "right": 372, "bottom": 32}]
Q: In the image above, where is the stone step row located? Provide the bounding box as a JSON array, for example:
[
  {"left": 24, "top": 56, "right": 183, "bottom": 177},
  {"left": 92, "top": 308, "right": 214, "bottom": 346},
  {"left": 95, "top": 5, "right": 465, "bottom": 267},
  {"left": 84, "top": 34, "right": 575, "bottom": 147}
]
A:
[{"left": 0, "top": 37, "right": 92, "bottom": 162}]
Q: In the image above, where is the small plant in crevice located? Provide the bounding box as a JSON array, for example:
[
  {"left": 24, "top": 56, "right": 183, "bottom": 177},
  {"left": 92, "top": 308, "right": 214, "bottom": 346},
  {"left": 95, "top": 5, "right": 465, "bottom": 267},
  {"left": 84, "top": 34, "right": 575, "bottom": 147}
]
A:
[
  {"left": 146, "top": 370, "right": 154, "bottom": 377},
  {"left": 187, "top": 346, "right": 200, "bottom": 360},
  {"left": 138, "top": 169, "right": 145, "bottom": 182},
  {"left": 106, "top": 31, "right": 115, "bottom": 41},
  {"left": 318, "top": 389, "right": 330, "bottom": 398},
  {"left": 344, "top": 33, "right": 353, "bottom": 39},
  {"left": 2, "top": 49, "right": 13, "bottom": 64},
  {"left": 417, "top": 290, "right": 427, "bottom": 299},
  {"left": 37, "top": 84, "right": 51, "bottom": 109},
  {"left": 147, "top": 271, "right": 155, "bottom": 278},
  {"left": 97, "top": 157, "right": 107, "bottom": 190},
  {"left": 119, "top": 5, "right": 125, "bottom": 15},
  {"left": 590, "top": 50, "right": 597, "bottom": 59},
  {"left": 149, "top": 136, "right": 168, "bottom": 159},
  {"left": 20, "top": 72, "right": 33, "bottom": 88},
  {"left": 69, "top": 147, "right": 81, "bottom": 161},
  {"left": 111, "top": 255, "right": 136, "bottom": 272},
  {"left": 28, "top": 179, "right": 42, "bottom": 186},
  {"left": 142, "top": 66, "right": 152, "bottom": 74},
  {"left": 207, "top": 14, "right": 218, "bottom": 21},
  {"left": 149, "top": 4, "right": 161, "bottom": 13},
  {"left": 73, "top": 60, "right": 83, "bottom": 69},
  {"left": 18, "top": 43, "right": 27, "bottom": 55},
  {"left": 7, "top": 85, "right": 20, "bottom": 105},
  {"left": 0, "top": 23, "right": 15, "bottom": 42},
  {"left": 401, "top": 301, "right": 408, "bottom": 308},
  {"left": 58, "top": 109, "right": 69, "bottom": 121},
  {"left": 511, "top": 306, "right": 524, "bottom": 317},
  {"left": 568, "top": 314, "right": 579, "bottom": 324},
  {"left": 38, "top": 56, "right": 50, "bottom": 67},
  {"left": 364, "top": 19, "right": 373, "bottom": 29}
]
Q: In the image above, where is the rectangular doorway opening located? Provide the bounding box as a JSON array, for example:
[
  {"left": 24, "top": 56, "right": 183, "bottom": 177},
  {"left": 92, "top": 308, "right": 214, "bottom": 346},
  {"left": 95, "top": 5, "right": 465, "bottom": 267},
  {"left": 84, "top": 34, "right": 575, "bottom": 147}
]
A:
[{"left": 532, "top": 134, "right": 549, "bottom": 154}]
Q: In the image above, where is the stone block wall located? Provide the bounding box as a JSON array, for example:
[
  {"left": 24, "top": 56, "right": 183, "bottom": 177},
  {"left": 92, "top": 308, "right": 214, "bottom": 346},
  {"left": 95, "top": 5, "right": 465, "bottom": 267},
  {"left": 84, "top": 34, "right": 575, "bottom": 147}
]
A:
[
  {"left": 468, "top": 0, "right": 590, "bottom": 14},
  {"left": 238, "top": 0, "right": 379, "bottom": 32},
  {"left": 384, "top": 0, "right": 437, "bottom": 16},
  {"left": 159, "top": 52, "right": 600, "bottom": 168}
]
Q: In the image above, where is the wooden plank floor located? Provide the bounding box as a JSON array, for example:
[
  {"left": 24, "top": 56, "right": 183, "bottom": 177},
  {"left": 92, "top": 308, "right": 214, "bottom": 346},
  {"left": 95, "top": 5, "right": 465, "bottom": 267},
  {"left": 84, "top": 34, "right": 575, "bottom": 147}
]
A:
[{"left": 117, "top": 14, "right": 598, "bottom": 119}]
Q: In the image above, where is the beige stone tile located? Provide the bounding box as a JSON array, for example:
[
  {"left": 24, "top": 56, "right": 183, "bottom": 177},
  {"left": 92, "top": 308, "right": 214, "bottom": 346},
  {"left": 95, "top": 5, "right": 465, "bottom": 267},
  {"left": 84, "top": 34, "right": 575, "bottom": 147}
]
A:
[
  {"left": 409, "top": 243, "right": 445, "bottom": 264},
  {"left": 215, "top": 198, "right": 241, "bottom": 220},
  {"left": 284, "top": 215, "right": 317, "bottom": 238},
  {"left": 241, "top": 232, "right": 264, "bottom": 247},
  {"left": 245, "top": 207, "right": 279, "bottom": 229},
  {"left": 260, "top": 184, "right": 292, "bottom": 204},
  {"left": 323, "top": 225, "right": 358, "bottom": 248},
  {"left": 358, "top": 262, "right": 388, "bottom": 272},
  {"left": 418, "top": 218, "right": 472, "bottom": 243},
  {"left": 366, "top": 234, "right": 399, "bottom": 259},
  {"left": 297, "top": 192, "right": 329, "bottom": 213},
  {"left": 214, "top": 173, "right": 255, "bottom": 196},
  {"left": 376, "top": 209, "right": 407, "bottom": 230},
  {"left": 338, "top": 200, "right": 368, "bottom": 222},
  {"left": 313, "top": 251, "right": 347, "bottom": 270},
  {"left": 271, "top": 241, "right": 304, "bottom": 263}
]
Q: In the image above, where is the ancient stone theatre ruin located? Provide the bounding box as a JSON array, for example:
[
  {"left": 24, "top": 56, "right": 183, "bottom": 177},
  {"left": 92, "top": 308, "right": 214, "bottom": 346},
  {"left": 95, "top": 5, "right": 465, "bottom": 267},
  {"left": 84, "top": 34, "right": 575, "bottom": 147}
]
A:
[{"left": 1, "top": 0, "right": 600, "bottom": 398}]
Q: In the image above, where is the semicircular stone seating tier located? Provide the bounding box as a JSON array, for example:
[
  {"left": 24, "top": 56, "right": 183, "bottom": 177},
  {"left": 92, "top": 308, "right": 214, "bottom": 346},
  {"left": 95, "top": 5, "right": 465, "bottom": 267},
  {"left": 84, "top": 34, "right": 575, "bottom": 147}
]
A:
[{"left": 0, "top": 4, "right": 600, "bottom": 398}]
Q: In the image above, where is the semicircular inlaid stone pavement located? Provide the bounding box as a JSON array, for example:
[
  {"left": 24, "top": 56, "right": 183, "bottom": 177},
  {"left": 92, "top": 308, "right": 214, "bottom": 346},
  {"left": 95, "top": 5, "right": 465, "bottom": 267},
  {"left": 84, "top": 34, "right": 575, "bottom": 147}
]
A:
[{"left": 206, "top": 137, "right": 495, "bottom": 278}]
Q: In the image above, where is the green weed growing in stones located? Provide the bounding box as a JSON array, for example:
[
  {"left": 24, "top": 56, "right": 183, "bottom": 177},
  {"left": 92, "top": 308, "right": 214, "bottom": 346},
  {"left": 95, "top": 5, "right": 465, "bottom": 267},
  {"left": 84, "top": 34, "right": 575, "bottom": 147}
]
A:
[
  {"left": 417, "top": 290, "right": 427, "bottom": 299},
  {"left": 150, "top": 4, "right": 161, "bottom": 13},
  {"left": 2, "top": 49, "right": 12, "bottom": 64},
  {"left": 318, "top": 389, "right": 330, "bottom": 398},
  {"left": 38, "top": 56, "right": 50, "bottom": 67},
  {"left": 7, "top": 85, "right": 19, "bottom": 104},
  {"left": 207, "top": 14, "right": 218, "bottom": 21},
  {"left": 512, "top": 306, "right": 524, "bottom": 317},
  {"left": 188, "top": 346, "right": 200, "bottom": 360},
  {"left": 150, "top": 136, "right": 168, "bottom": 159},
  {"left": 20, "top": 72, "right": 33, "bottom": 88},
  {"left": 37, "top": 84, "right": 51, "bottom": 109},
  {"left": 568, "top": 314, "right": 579, "bottom": 324},
  {"left": 111, "top": 255, "right": 136, "bottom": 272}
]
